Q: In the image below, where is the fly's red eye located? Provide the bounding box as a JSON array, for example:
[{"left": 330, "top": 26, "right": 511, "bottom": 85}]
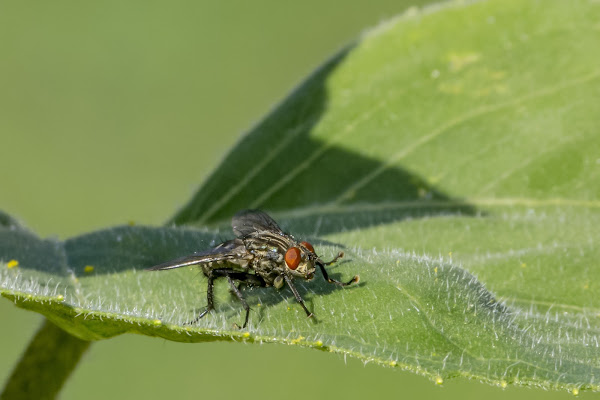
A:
[
  {"left": 301, "top": 241, "right": 315, "bottom": 253},
  {"left": 285, "top": 247, "right": 301, "bottom": 270}
]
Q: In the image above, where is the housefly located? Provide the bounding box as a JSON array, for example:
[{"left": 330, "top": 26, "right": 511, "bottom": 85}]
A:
[{"left": 147, "top": 210, "right": 359, "bottom": 328}]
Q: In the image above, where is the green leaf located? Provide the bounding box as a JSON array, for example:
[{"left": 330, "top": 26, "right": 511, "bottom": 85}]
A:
[{"left": 2, "top": 0, "right": 600, "bottom": 394}]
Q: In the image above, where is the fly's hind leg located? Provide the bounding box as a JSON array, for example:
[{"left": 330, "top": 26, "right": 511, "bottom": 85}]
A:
[
  {"left": 185, "top": 272, "right": 217, "bottom": 325},
  {"left": 227, "top": 272, "right": 265, "bottom": 328},
  {"left": 185, "top": 268, "right": 265, "bottom": 327},
  {"left": 186, "top": 268, "right": 240, "bottom": 325},
  {"left": 227, "top": 276, "right": 250, "bottom": 328}
]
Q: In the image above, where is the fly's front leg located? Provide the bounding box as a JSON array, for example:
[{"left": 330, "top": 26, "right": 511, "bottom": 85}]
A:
[
  {"left": 317, "top": 252, "right": 359, "bottom": 287},
  {"left": 283, "top": 274, "right": 313, "bottom": 318},
  {"left": 322, "top": 251, "right": 344, "bottom": 266},
  {"left": 318, "top": 251, "right": 359, "bottom": 286},
  {"left": 317, "top": 262, "right": 359, "bottom": 286}
]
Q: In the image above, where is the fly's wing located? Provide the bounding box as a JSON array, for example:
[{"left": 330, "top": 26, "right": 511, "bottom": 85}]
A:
[
  {"left": 232, "top": 209, "right": 284, "bottom": 238},
  {"left": 146, "top": 239, "right": 246, "bottom": 270}
]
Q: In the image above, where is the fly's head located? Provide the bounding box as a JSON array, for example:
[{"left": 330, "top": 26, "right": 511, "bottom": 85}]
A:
[{"left": 283, "top": 241, "right": 319, "bottom": 280}]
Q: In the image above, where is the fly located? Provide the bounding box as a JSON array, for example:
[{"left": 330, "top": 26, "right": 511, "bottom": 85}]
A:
[{"left": 147, "top": 209, "right": 359, "bottom": 328}]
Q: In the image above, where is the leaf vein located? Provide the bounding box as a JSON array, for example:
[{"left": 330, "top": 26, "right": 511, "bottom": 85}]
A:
[
  {"left": 249, "top": 99, "right": 388, "bottom": 209},
  {"left": 332, "top": 69, "right": 600, "bottom": 205}
]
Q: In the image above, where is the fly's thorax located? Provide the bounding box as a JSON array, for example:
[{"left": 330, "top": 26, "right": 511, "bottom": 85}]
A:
[
  {"left": 229, "top": 257, "right": 251, "bottom": 269},
  {"left": 244, "top": 242, "right": 287, "bottom": 285}
]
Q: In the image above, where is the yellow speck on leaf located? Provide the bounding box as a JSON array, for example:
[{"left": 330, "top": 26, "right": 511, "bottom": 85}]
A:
[
  {"left": 500, "top": 380, "right": 508, "bottom": 389},
  {"left": 583, "top": 282, "right": 589, "bottom": 290},
  {"left": 291, "top": 336, "right": 305, "bottom": 345},
  {"left": 572, "top": 387, "right": 580, "bottom": 396},
  {"left": 84, "top": 265, "right": 95, "bottom": 273},
  {"left": 447, "top": 52, "right": 481, "bottom": 72},
  {"left": 242, "top": 332, "right": 251, "bottom": 338},
  {"left": 521, "top": 263, "right": 526, "bottom": 268},
  {"left": 7, "top": 259, "right": 18, "bottom": 269},
  {"left": 152, "top": 319, "right": 162, "bottom": 326},
  {"left": 389, "top": 360, "right": 397, "bottom": 367},
  {"left": 55, "top": 295, "right": 64, "bottom": 301},
  {"left": 435, "top": 376, "right": 444, "bottom": 385}
]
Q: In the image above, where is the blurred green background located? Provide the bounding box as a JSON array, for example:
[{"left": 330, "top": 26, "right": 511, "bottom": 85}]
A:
[{"left": 0, "top": 1, "right": 581, "bottom": 398}]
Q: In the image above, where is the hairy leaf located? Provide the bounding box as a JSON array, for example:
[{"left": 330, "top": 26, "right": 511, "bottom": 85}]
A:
[{"left": 2, "top": 0, "right": 600, "bottom": 394}]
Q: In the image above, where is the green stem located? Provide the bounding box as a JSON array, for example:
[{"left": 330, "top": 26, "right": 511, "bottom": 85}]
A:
[{"left": 1, "top": 319, "right": 92, "bottom": 400}]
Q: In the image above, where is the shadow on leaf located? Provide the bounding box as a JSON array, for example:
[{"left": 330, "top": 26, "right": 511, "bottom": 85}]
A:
[{"left": 171, "top": 45, "right": 478, "bottom": 236}]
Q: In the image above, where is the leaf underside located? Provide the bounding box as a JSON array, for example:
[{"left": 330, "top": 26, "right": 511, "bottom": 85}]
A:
[{"left": 2, "top": 0, "right": 600, "bottom": 394}]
